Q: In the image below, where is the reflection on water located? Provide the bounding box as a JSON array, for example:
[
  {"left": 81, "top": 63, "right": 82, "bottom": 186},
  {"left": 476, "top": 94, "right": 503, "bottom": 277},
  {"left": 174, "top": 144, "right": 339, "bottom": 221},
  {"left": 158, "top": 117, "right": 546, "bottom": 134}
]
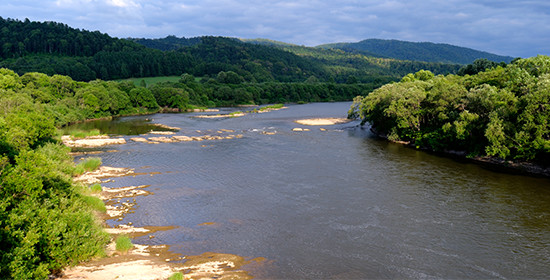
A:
[
  {"left": 78, "top": 102, "right": 550, "bottom": 279},
  {"left": 63, "top": 115, "right": 175, "bottom": 135}
]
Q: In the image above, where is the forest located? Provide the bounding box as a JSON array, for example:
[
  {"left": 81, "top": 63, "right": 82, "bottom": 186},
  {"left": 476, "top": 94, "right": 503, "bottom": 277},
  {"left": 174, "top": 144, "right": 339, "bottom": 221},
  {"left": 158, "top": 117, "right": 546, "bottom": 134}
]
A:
[
  {"left": 349, "top": 55, "right": 550, "bottom": 165},
  {"left": 0, "top": 17, "right": 461, "bottom": 83}
]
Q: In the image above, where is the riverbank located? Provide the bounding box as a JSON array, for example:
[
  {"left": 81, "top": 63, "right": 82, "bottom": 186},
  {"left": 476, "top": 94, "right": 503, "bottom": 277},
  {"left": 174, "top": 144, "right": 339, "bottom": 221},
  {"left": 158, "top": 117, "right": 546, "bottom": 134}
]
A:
[
  {"left": 368, "top": 127, "right": 550, "bottom": 178},
  {"left": 62, "top": 164, "right": 260, "bottom": 279}
]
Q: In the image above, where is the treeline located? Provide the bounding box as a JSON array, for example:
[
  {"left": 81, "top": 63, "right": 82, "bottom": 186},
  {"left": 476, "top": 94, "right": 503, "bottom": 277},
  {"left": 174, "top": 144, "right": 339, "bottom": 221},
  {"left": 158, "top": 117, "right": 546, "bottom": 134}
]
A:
[
  {"left": 349, "top": 55, "right": 550, "bottom": 165},
  {"left": 0, "top": 68, "right": 110, "bottom": 279},
  {"left": 0, "top": 67, "right": 377, "bottom": 126},
  {"left": 151, "top": 72, "right": 381, "bottom": 107}
]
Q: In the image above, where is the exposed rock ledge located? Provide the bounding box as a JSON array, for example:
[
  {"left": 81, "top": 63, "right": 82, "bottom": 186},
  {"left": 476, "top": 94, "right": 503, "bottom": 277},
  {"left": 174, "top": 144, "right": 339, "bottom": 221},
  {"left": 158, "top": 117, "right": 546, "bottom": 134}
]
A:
[
  {"left": 62, "top": 135, "right": 126, "bottom": 148},
  {"left": 74, "top": 166, "right": 134, "bottom": 185}
]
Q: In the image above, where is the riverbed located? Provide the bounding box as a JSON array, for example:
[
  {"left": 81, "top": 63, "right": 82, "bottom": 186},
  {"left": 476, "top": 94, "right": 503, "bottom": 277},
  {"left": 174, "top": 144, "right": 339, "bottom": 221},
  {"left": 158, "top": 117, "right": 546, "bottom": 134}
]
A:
[{"left": 72, "top": 102, "right": 550, "bottom": 279}]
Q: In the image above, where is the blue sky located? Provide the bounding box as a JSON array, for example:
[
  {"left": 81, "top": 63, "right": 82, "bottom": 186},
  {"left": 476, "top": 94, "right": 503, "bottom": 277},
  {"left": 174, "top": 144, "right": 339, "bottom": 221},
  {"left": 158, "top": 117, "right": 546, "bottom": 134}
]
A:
[{"left": 1, "top": 0, "right": 548, "bottom": 58}]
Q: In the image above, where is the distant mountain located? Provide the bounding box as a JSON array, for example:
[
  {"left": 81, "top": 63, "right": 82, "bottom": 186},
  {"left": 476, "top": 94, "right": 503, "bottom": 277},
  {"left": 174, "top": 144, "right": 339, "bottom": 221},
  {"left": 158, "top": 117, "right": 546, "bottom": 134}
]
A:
[{"left": 318, "top": 39, "right": 514, "bottom": 64}]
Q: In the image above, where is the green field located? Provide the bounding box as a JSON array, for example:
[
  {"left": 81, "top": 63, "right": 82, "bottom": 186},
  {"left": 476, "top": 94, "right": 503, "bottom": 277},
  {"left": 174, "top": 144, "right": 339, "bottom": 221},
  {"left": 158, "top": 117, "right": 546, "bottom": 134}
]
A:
[{"left": 120, "top": 76, "right": 182, "bottom": 86}]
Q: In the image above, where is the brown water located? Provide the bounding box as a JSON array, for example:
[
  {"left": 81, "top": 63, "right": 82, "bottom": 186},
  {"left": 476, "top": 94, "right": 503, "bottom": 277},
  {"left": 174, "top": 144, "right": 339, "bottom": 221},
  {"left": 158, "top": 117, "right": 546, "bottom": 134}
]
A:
[{"left": 74, "top": 102, "right": 550, "bottom": 279}]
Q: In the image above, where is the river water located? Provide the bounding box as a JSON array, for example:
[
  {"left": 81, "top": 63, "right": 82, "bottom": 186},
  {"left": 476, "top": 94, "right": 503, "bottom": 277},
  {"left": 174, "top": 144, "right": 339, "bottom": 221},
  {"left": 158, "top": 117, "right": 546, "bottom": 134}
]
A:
[{"left": 73, "top": 102, "right": 550, "bottom": 279}]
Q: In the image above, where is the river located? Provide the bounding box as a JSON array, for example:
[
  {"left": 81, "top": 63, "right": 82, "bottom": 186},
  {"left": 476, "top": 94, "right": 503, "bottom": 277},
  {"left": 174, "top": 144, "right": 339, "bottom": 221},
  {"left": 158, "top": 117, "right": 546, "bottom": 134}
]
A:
[{"left": 71, "top": 102, "right": 550, "bottom": 279}]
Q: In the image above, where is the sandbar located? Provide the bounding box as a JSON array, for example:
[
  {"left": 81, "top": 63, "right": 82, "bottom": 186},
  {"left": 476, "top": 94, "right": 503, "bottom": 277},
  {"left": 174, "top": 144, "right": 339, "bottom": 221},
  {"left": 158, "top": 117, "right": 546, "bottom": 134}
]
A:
[{"left": 294, "top": 117, "right": 351, "bottom": 126}]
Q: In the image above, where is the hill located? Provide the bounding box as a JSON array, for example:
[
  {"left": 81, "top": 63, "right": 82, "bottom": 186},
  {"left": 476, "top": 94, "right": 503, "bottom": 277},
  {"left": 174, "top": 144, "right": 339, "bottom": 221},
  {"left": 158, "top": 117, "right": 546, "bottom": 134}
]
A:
[
  {"left": 318, "top": 39, "right": 514, "bottom": 64},
  {"left": 0, "top": 17, "right": 460, "bottom": 84},
  {"left": 139, "top": 36, "right": 461, "bottom": 83}
]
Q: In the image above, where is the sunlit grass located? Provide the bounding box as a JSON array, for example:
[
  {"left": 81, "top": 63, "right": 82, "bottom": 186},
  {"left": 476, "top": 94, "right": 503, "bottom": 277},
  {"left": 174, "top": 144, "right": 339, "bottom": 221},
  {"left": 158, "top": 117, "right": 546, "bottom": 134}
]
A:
[
  {"left": 65, "top": 129, "right": 102, "bottom": 139},
  {"left": 168, "top": 272, "right": 184, "bottom": 280},
  {"left": 120, "top": 76, "right": 182, "bottom": 87},
  {"left": 74, "top": 157, "right": 102, "bottom": 175},
  {"left": 81, "top": 195, "right": 106, "bottom": 212},
  {"left": 115, "top": 235, "right": 133, "bottom": 253},
  {"left": 90, "top": 183, "right": 102, "bottom": 193}
]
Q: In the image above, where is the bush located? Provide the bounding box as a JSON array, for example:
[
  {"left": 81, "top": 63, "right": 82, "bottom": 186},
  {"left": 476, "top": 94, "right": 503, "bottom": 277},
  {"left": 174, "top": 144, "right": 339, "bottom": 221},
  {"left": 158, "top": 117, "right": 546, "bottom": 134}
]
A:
[
  {"left": 115, "top": 235, "right": 133, "bottom": 253},
  {"left": 90, "top": 183, "right": 102, "bottom": 193},
  {"left": 168, "top": 272, "right": 184, "bottom": 280}
]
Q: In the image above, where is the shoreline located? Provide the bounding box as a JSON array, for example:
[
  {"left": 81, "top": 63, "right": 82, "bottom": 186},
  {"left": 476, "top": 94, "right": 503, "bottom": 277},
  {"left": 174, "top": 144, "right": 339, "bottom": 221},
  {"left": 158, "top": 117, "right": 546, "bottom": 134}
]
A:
[
  {"left": 62, "top": 139, "right": 261, "bottom": 279},
  {"left": 368, "top": 127, "right": 550, "bottom": 178}
]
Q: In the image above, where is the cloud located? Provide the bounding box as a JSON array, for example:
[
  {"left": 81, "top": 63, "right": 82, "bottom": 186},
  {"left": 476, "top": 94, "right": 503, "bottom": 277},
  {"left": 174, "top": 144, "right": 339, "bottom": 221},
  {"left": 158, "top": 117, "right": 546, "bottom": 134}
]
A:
[{"left": 0, "top": 0, "right": 548, "bottom": 57}]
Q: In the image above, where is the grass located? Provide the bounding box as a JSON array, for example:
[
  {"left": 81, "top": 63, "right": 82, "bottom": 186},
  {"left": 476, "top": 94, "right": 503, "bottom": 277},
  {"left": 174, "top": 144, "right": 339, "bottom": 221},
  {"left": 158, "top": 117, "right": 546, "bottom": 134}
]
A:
[
  {"left": 262, "top": 103, "right": 284, "bottom": 110},
  {"left": 74, "top": 157, "right": 102, "bottom": 175},
  {"left": 115, "top": 235, "right": 133, "bottom": 253},
  {"left": 168, "top": 272, "right": 184, "bottom": 280},
  {"left": 229, "top": 111, "right": 244, "bottom": 116},
  {"left": 81, "top": 195, "right": 106, "bottom": 212},
  {"left": 90, "top": 183, "right": 102, "bottom": 193},
  {"left": 120, "top": 76, "right": 182, "bottom": 87},
  {"left": 63, "top": 129, "right": 102, "bottom": 139}
]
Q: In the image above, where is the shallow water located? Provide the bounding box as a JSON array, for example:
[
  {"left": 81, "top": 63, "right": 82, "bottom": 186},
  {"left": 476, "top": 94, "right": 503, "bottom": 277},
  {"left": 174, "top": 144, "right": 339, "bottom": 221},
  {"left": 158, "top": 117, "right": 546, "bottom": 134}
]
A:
[{"left": 76, "top": 102, "right": 550, "bottom": 279}]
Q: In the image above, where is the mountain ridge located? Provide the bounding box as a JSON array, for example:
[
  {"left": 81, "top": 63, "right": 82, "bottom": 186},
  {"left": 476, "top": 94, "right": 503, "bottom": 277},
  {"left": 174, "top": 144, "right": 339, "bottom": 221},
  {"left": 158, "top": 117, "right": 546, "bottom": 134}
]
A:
[{"left": 317, "top": 38, "right": 514, "bottom": 64}]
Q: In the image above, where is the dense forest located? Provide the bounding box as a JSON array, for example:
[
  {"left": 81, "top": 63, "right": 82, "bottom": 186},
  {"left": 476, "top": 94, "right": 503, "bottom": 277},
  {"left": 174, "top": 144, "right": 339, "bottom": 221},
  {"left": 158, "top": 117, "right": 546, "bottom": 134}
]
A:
[
  {"left": 320, "top": 39, "right": 514, "bottom": 64},
  {"left": 349, "top": 55, "right": 550, "bottom": 165},
  {"left": 0, "top": 17, "right": 461, "bottom": 83}
]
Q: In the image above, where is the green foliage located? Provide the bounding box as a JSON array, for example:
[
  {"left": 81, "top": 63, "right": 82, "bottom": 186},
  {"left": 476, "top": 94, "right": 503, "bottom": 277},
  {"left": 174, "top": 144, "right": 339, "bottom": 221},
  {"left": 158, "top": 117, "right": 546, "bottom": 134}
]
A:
[
  {"left": 115, "top": 235, "right": 133, "bottom": 253},
  {"left": 229, "top": 111, "right": 244, "bottom": 116},
  {"left": 128, "top": 87, "right": 159, "bottom": 109},
  {"left": 90, "top": 183, "right": 103, "bottom": 193},
  {"left": 458, "top": 58, "right": 506, "bottom": 76},
  {"left": 80, "top": 195, "right": 107, "bottom": 213},
  {"left": 121, "top": 76, "right": 182, "bottom": 86},
  {"left": 65, "top": 129, "right": 102, "bottom": 139},
  {"left": 0, "top": 125, "right": 109, "bottom": 278},
  {"left": 74, "top": 157, "right": 102, "bottom": 175},
  {"left": 260, "top": 104, "right": 284, "bottom": 111},
  {"left": 168, "top": 272, "right": 184, "bottom": 280},
  {"left": 350, "top": 56, "right": 550, "bottom": 164}
]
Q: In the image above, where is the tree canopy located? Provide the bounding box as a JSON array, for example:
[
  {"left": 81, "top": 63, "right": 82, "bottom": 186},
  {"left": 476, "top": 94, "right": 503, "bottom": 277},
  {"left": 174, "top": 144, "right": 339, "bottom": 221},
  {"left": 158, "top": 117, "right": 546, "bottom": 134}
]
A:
[{"left": 349, "top": 55, "right": 550, "bottom": 165}]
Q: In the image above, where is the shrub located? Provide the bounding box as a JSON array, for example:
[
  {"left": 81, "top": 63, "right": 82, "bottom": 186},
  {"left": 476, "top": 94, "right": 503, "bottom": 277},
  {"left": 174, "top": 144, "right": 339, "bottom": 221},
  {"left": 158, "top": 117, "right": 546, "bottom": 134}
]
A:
[
  {"left": 115, "top": 235, "right": 133, "bottom": 253},
  {"left": 90, "top": 183, "right": 102, "bottom": 193},
  {"left": 168, "top": 272, "right": 184, "bottom": 280}
]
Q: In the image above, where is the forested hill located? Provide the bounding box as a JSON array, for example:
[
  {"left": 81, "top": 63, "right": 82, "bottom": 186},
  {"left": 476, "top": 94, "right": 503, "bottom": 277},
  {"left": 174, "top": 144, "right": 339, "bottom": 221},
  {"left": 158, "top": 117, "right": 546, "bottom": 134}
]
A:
[
  {"left": 0, "top": 18, "right": 328, "bottom": 82},
  {"left": 139, "top": 36, "right": 461, "bottom": 82},
  {"left": 319, "top": 39, "right": 514, "bottom": 64},
  {"left": 0, "top": 17, "right": 460, "bottom": 83}
]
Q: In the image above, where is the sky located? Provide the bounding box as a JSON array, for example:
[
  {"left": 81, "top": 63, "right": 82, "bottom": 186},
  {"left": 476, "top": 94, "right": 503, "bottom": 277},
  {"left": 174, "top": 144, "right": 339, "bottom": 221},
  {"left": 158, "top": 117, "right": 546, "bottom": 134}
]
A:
[{"left": 1, "top": 0, "right": 548, "bottom": 58}]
